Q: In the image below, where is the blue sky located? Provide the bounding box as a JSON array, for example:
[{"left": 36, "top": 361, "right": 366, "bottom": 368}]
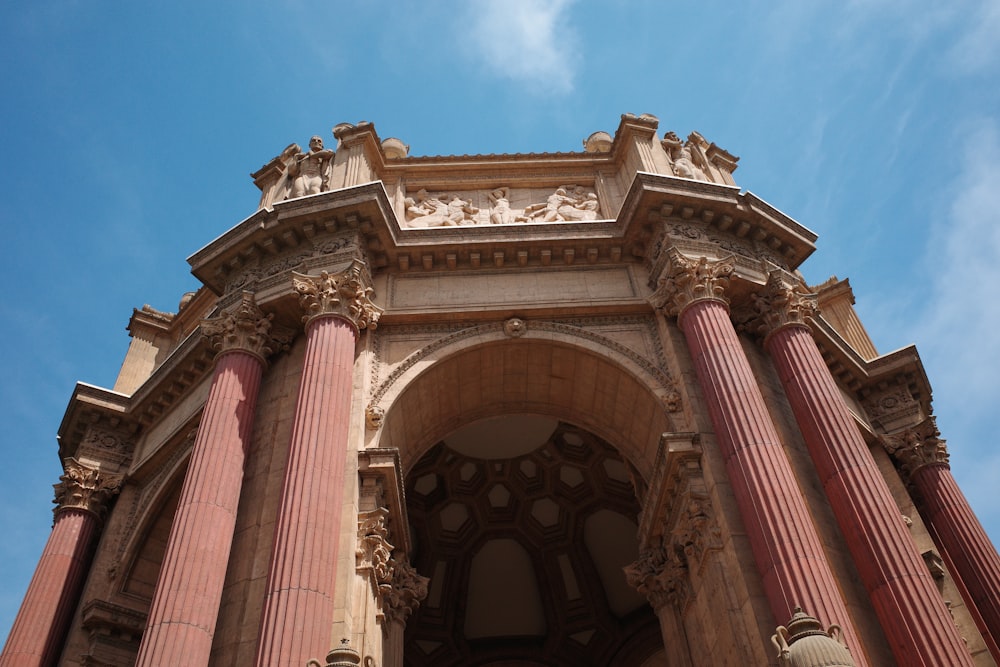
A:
[{"left": 1, "top": 0, "right": 998, "bottom": 643}]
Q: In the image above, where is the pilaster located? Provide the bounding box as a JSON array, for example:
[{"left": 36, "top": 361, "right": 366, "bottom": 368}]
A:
[
  {"left": 135, "top": 292, "right": 285, "bottom": 667},
  {"left": 749, "top": 270, "right": 975, "bottom": 666}
]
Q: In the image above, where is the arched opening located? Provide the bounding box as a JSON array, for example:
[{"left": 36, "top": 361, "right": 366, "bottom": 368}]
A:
[{"left": 402, "top": 418, "right": 663, "bottom": 666}]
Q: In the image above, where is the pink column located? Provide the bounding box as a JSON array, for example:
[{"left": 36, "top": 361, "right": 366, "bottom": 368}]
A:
[
  {"left": 255, "top": 262, "right": 381, "bottom": 667},
  {"left": 1, "top": 462, "right": 122, "bottom": 667},
  {"left": 756, "top": 273, "right": 974, "bottom": 666},
  {"left": 135, "top": 293, "right": 283, "bottom": 667},
  {"left": 656, "top": 251, "right": 866, "bottom": 662},
  {"left": 885, "top": 419, "right": 1000, "bottom": 659}
]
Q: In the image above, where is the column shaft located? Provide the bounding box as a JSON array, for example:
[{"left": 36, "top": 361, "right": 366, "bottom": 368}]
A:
[
  {"left": 0, "top": 509, "right": 98, "bottom": 667},
  {"left": 678, "top": 300, "right": 866, "bottom": 662},
  {"left": 135, "top": 349, "right": 264, "bottom": 666},
  {"left": 767, "top": 324, "right": 974, "bottom": 666},
  {"left": 255, "top": 316, "right": 356, "bottom": 667},
  {"left": 913, "top": 463, "right": 1000, "bottom": 654}
]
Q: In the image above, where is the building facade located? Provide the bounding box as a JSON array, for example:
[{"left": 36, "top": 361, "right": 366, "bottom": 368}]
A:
[{"left": 2, "top": 113, "right": 999, "bottom": 666}]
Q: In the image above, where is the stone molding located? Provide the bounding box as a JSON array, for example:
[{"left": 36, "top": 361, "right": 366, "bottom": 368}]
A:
[
  {"left": 200, "top": 291, "right": 292, "bottom": 361},
  {"left": 651, "top": 247, "right": 735, "bottom": 318},
  {"left": 53, "top": 458, "right": 124, "bottom": 519},
  {"left": 292, "top": 258, "right": 382, "bottom": 332},
  {"left": 626, "top": 433, "right": 721, "bottom": 612},
  {"left": 880, "top": 417, "right": 950, "bottom": 478},
  {"left": 741, "top": 269, "right": 818, "bottom": 342}
]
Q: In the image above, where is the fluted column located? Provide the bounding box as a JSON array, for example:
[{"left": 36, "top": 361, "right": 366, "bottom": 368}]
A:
[
  {"left": 653, "top": 249, "right": 866, "bottom": 662},
  {"left": 1, "top": 461, "right": 122, "bottom": 667},
  {"left": 751, "top": 270, "right": 974, "bottom": 666},
  {"left": 255, "top": 260, "right": 381, "bottom": 667},
  {"left": 883, "top": 418, "right": 1000, "bottom": 656},
  {"left": 135, "top": 292, "right": 286, "bottom": 667}
]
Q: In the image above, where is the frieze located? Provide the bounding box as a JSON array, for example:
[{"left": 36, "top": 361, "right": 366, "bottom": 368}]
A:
[
  {"left": 78, "top": 426, "right": 135, "bottom": 469},
  {"left": 862, "top": 379, "right": 923, "bottom": 432},
  {"left": 224, "top": 235, "right": 357, "bottom": 295},
  {"left": 880, "top": 417, "right": 950, "bottom": 478},
  {"left": 53, "top": 458, "right": 125, "bottom": 519},
  {"left": 367, "top": 316, "right": 679, "bottom": 413},
  {"left": 400, "top": 184, "right": 603, "bottom": 229}
]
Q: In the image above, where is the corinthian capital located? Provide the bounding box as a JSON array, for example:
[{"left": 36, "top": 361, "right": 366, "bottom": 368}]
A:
[
  {"left": 201, "top": 291, "right": 292, "bottom": 360},
  {"left": 292, "top": 258, "right": 382, "bottom": 331},
  {"left": 53, "top": 458, "right": 124, "bottom": 519},
  {"left": 384, "top": 559, "right": 430, "bottom": 625},
  {"left": 651, "top": 248, "right": 735, "bottom": 317},
  {"left": 881, "top": 417, "right": 950, "bottom": 478},
  {"left": 624, "top": 542, "right": 690, "bottom": 611},
  {"left": 742, "top": 269, "right": 818, "bottom": 341}
]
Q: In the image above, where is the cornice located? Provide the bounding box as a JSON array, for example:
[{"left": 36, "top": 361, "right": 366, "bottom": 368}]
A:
[{"left": 57, "top": 383, "right": 134, "bottom": 462}]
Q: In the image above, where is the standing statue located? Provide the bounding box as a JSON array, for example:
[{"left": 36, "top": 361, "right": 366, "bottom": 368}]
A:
[
  {"left": 289, "top": 136, "right": 335, "bottom": 198},
  {"left": 489, "top": 187, "right": 515, "bottom": 225}
]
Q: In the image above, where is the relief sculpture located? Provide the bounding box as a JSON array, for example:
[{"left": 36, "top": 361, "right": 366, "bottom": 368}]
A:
[{"left": 401, "top": 184, "right": 602, "bottom": 228}]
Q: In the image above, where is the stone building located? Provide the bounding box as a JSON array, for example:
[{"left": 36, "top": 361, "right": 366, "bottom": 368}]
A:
[{"left": 2, "top": 113, "right": 999, "bottom": 666}]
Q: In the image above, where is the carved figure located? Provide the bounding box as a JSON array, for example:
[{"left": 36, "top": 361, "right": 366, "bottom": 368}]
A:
[
  {"left": 404, "top": 190, "right": 478, "bottom": 227},
  {"left": 489, "top": 187, "right": 515, "bottom": 225},
  {"left": 289, "top": 136, "right": 335, "bottom": 198},
  {"left": 520, "top": 185, "right": 600, "bottom": 222},
  {"left": 663, "top": 131, "right": 709, "bottom": 181}
]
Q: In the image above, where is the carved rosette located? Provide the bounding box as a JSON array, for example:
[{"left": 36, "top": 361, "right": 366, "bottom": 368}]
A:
[
  {"left": 881, "top": 417, "right": 951, "bottom": 478},
  {"left": 383, "top": 559, "right": 430, "bottom": 625},
  {"left": 652, "top": 248, "right": 735, "bottom": 318},
  {"left": 293, "top": 259, "right": 382, "bottom": 332},
  {"left": 201, "top": 291, "right": 292, "bottom": 361},
  {"left": 625, "top": 541, "right": 691, "bottom": 611},
  {"left": 742, "top": 270, "right": 818, "bottom": 341},
  {"left": 53, "top": 458, "right": 124, "bottom": 519}
]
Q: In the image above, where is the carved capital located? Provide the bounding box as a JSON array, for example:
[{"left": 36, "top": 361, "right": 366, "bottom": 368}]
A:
[
  {"left": 742, "top": 270, "right": 818, "bottom": 341},
  {"left": 357, "top": 508, "right": 395, "bottom": 590},
  {"left": 652, "top": 248, "right": 735, "bottom": 318},
  {"left": 625, "top": 542, "right": 690, "bottom": 611},
  {"left": 384, "top": 559, "right": 430, "bottom": 625},
  {"left": 201, "top": 291, "right": 292, "bottom": 361},
  {"left": 53, "top": 458, "right": 124, "bottom": 519},
  {"left": 881, "top": 417, "right": 950, "bottom": 478},
  {"left": 293, "top": 258, "right": 382, "bottom": 332}
]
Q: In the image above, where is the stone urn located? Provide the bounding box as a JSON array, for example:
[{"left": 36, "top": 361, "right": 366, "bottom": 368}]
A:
[
  {"left": 772, "top": 607, "right": 855, "bottom": 667},
  {"left": 324, "top": 638, "right": 362, "bottom": 667}
]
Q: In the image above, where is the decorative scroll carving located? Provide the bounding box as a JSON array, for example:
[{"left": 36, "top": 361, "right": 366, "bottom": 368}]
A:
[
  {"left": 201, "top": 291, "right": 293, "bottom": 360},
  {"left": 651, "top": 248, "right": 735, "bottom": 317},
  {"left": 881, "top": 417, "right": 950, "bottom": 478},
  {"left": 53, "top": 458, "right": 124, "bottom": 519},
  {"left": 293, "top": 258, "right": 382, "bottom": 331},
  {"left": 741, "top": 269, "right": 818, "bottom": 341}
]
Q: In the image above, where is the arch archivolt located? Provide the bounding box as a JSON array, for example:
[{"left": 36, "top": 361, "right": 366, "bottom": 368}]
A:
[{"left": 367, "top": 317, "right": 685, "bottom": 475}]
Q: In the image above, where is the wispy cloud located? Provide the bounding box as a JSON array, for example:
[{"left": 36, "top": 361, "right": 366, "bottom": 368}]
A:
[
  {"left": 946, "top": 1, "right": 1000, "bottom": 74},
  {"left": 461, "top": 0, "right": 580, "bottom": 94}
]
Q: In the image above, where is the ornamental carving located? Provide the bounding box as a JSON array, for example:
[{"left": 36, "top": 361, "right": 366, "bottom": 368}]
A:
[
  {"left": 356, "top": 507, "right": 429, "bottom": 626},
  {"left": 293, "top": 259, "right": 382, "bottom": 330},
  {"left": 625, "top": 540, "right": 690, "bottom": 611},
  {"left": 201, "top": 291, "right": 293, "bottom": 359},
  {"left": 53, "top": 458, "right": 124, "bottom": 518},
  {"left": 881, "top": 417, "right": 950, "bottom": 477},
  {"left": 384, "top": 559, "right": 430, "bottom": 625},
  {"left": 400, "top": 184, "right": 602, "bottom": 228},
  {"left": 741, "top": 269, "right": 818, "bottom": 341},
  {"left": 651, "top": 248, "right": 735, "bottom": 317},
  {"left": 861, "top": 379, "right": 922, "bottom": 432}
]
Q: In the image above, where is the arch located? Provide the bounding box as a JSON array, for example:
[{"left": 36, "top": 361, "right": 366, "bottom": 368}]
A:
[{"left": 373, "top": 323, "right": 681, "bottom": 475}]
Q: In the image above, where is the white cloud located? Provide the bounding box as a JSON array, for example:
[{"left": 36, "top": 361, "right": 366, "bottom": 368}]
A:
[
  {"left": 946, "top": 0, "right": 1000, "bottom": 74},
  {"left": 461, "top": 0, "right": 580, "bottom": 94}
]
